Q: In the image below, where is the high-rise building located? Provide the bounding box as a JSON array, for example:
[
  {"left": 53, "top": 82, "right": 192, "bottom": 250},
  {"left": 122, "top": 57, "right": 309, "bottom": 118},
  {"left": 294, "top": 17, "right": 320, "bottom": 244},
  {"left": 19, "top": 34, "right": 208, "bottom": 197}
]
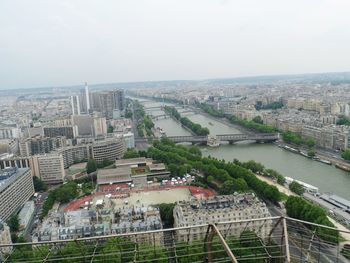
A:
[
  {"left": 43, "top": 125, "right": 78, "bottom": 139},
  {"left": 0, "top": 168, "right": 34, "bottom": 222},
  {"left": 71, "top": 115, "right": 107, "bottom": 137},
  {"left": 19, "top": 136, "right": 66, "bottom": 156},
  {"left": 85, "top": 82, "right": 90, "bottom": 112},
  {"left": 90, "top": 90, "right": 125, "bottom": 119}
]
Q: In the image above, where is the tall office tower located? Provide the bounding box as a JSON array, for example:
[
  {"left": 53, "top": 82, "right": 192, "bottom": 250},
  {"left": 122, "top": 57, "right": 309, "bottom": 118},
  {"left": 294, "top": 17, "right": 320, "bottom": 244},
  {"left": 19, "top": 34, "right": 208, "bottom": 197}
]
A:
[
  {"left": 70, "top": 96, "right": 80, "bottom": 115},
  {"left": 112, "top": 89, "right": 125, "bottom": 111},
  {"left": 85, "top": 82, "right": 90, "bottom": 112},
  {"left": 93, "top": 89, "right": 125, "bottom": 119},
  {"left": 70, "top": 96, "right": 75, "bottom": 115},
  {"left": 79, "top": 89, "right": 87, "bottom": 114},
  {"left": 76, "top": 96, "right": 81, "bottom": 115}
]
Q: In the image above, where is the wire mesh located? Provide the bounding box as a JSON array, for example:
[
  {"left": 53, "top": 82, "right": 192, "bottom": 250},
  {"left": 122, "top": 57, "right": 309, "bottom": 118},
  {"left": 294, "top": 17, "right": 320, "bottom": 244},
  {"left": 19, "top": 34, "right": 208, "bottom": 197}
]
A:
[{"left": 0, "top": 216, "right": 349, "bottom": 263}]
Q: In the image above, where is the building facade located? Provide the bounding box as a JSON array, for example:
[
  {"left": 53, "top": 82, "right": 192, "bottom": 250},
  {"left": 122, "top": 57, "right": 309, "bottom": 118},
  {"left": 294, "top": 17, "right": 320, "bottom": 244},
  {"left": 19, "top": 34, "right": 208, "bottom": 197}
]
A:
[
  {"left": 0, "top": 168, "right": 34, "bottom": 221},
  {"left": 91, "top": 138, "right": 126, "bottom": 164},
  {"left": 173, "top": 193, "right": 271, "bottom": 242},
  {"left": 32, "top": 154, "right": 65, "bottom": 184}
]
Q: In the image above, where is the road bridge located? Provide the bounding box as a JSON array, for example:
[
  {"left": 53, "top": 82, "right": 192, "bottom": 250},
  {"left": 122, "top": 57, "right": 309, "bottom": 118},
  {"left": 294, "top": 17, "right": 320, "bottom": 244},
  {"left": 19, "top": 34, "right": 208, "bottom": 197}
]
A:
[
  {"left": 167, "top": 133, "right": 279, "bottom": 144},
  {"left": 135, "top": 133, "right": 279, "bottom": 145}
]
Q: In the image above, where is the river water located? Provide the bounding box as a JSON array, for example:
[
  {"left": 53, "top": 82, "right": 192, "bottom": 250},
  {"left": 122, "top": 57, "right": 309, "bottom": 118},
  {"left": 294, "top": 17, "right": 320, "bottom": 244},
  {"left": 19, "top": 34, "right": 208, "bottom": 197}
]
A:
[{"left": 134, "top": 98, "right": 350, "bottom": 200}]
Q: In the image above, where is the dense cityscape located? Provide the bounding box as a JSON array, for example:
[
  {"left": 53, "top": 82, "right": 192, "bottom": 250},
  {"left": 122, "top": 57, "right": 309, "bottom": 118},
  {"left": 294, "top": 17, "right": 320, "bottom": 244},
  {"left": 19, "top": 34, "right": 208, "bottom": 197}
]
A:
[
  {"left": 0, "top": 74, "right": 349, "bottom": 261},
  {"left": 1, "top": 0, "right": 350, "bottom": 262}
]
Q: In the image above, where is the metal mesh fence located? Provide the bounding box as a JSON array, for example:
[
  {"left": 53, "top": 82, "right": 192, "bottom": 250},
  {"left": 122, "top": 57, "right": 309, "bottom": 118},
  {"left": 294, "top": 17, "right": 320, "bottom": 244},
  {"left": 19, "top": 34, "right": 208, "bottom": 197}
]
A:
[{"left": 0, "top": 216, "right": 349, "bottom": 263}]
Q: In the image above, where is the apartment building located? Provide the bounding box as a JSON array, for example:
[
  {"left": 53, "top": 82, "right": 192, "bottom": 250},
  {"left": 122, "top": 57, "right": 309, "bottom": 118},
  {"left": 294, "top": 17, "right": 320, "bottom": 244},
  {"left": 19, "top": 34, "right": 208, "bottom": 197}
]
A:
[
  {"left": 91, "top": 138, "right": 126, "bottom": 164},
  {"left": 19, "top": 135, "right": 66, "bottom": 156},
  {"left": 173, "top": 193, "right": 271, "bottom": 242},
  {"left": 43, "top": 125, "right": 78, "bottom": 139},
  {"left": 32, "top": 153, "right": 65, "bottom": 184},
  {"left": 0, "top": 168, "right": 34, "bottom": 221}
]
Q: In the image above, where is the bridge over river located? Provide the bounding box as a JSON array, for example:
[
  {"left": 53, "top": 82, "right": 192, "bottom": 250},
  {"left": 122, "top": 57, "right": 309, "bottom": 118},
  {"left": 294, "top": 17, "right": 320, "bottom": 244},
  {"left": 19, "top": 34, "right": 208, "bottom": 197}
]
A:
[{"left": 135, "top": 133, "right": 279, "bottom": 145}]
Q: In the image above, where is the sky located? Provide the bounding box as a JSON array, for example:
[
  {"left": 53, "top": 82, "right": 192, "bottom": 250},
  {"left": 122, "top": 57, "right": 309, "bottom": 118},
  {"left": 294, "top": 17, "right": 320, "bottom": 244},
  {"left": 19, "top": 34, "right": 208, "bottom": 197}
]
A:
[{"left": 0, "top": 0, "right": 350, "bottom": 89}]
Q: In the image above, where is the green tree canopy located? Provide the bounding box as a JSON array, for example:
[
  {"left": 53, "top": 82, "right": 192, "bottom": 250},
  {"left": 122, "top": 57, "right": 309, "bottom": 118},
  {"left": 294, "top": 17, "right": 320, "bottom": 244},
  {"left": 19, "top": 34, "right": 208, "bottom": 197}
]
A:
[
  {"left": 86, "top": 159, "right": 97, "bottom": 174},
  {"left": 33, "top": 176, "right": 48, "bottom": 192},
  {"left": 289, "top": 181, "right": 305, "bottom": 195}
]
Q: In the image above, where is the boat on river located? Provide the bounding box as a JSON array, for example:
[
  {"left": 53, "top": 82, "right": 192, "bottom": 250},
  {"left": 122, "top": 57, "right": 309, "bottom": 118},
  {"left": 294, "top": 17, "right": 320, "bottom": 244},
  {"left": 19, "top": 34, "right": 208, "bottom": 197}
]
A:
[
  {"left": 207, "top": 135, "right": 220, "bottom": 147},
  {"left": 316, "top": 159, "right": 332, "bottom": 165},
  {"left": 208, "top": 122, "right": 214, "bottom": 126},
  {"left": 283, "top": 145, "right": 299, "bottom": 153}
]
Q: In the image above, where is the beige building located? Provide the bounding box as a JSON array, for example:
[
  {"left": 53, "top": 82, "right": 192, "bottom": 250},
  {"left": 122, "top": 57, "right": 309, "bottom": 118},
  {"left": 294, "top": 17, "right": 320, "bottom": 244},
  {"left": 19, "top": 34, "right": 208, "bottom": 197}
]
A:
[
  {"left": 91, "top": 138, "right": 126, "bottom": 164},
  {"left": 173, "top": 193, "right": 271, "bottom": 242},
  {"left": 32, "top": 153, "right": 65, "bottom": 184}
]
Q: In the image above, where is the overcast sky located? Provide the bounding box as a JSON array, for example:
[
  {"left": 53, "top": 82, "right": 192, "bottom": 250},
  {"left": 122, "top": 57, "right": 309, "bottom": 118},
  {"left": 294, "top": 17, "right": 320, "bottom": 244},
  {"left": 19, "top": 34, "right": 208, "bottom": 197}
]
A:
[{"left": 0, "top": 0, "right": 350, "bottom": 89}]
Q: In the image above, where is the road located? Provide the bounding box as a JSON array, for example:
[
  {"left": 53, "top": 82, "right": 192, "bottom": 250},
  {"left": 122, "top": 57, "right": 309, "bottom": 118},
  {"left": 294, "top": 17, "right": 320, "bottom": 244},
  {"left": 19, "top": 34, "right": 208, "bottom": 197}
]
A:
[
  {"left": 304, "top": 193, "right": 350, "bottom": 226},
  {"left": 25, "top": 192, "right": 48, "bottom": 241}
]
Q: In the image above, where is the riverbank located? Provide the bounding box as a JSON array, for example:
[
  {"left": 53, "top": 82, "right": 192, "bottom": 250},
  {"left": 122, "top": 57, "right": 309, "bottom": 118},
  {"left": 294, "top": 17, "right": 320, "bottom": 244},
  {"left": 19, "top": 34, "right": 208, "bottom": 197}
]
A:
[
  {"left": 256, "top": 174, "right": 350, "bottom": 240},
  {"left": 277, "top": 141, "right": 350, "bottom": 172}
]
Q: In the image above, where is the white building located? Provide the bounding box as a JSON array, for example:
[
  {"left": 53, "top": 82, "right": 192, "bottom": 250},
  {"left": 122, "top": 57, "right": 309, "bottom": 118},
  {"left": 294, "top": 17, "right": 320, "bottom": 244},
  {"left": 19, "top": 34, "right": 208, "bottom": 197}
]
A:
[
  {"left": 123, "top": 132, "right": 135, "bottom": 149},
  {"left": 18, "top": 201, "right": 35, "bottom": 231},
  {"left": 0, "top": 168, "right": 34, "bottom": 221}
]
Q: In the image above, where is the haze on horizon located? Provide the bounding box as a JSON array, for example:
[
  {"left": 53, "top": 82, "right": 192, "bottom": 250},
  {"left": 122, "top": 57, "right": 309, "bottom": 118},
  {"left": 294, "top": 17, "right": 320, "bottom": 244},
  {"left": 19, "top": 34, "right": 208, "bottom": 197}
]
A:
[{"left": 1, "top": 0, "right": 350, "bottom": 90}]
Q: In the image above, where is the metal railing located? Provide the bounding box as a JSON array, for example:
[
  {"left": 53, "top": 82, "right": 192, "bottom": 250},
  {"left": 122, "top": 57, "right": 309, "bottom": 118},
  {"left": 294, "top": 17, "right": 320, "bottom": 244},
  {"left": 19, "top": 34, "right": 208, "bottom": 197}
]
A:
[{"left": 0, "top": 216, "right": 349, "bottom": 262}]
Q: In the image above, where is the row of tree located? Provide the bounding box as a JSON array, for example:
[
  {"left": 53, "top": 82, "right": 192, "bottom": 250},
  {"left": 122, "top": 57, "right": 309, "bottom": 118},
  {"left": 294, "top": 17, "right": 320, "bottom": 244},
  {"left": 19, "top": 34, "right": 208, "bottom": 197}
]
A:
[
  {"left": 164, "top": 106, "right": 210, "bottom": 136},
  {"left": 227, "top": 115, "right": 276, "bottom": 133},
  {"left": 282, "top": 131, "right": 315, "bottom": 148},
  {"left": 197, "top": 103, "right": 225, "bottom": 117},
  {"left": 148, "top": 139, "right": 282, "bottom": 203},
  {"left": 286, "top": 196, "right": 338, "bottom": 243}
]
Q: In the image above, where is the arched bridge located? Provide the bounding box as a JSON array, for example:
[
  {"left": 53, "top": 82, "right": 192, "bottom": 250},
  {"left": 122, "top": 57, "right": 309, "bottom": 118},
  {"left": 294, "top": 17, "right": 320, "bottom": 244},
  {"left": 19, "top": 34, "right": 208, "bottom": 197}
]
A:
[{"left": 167, "top": 133, "right": 279, "bottom": 144}]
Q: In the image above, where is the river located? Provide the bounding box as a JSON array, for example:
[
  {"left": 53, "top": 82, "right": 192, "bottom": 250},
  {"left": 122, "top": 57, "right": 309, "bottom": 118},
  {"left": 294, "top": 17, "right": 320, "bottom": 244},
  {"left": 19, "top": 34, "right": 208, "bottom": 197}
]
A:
[{"left": 133, "top": 97, "right": 350, "bottom": 200}]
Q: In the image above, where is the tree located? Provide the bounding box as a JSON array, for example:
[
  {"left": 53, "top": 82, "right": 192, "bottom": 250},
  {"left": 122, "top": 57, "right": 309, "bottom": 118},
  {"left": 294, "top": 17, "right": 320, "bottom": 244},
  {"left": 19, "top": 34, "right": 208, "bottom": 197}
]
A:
[
  {"left": 7, "top": 214, "right": 19, "bottom": 232},
  {"left": 289, "top": 181, "right": 305, "bottom": 195},
  {"left": 307, "top": 149, "right": 316, "bottom": 157},
  {"left": 252, "top": 116, "right": 263, "bottom": 124},
  {"left": 86, "top": 159, "right": 97, "bottom": 174},
  {"left": 107, "top": 126, "right": 114, "bottom": 133},
  {"left": 158, "top": 203, "right": 175, "bottom": 227},
  {"left": 341, "top": 150, "right": 350, "bottom": 161},
  {"left": 123, "top": 149, "right": 140, "bottom": 159},
  {"left": 33, "top": 176, "right": 48, "bottom": 192}
]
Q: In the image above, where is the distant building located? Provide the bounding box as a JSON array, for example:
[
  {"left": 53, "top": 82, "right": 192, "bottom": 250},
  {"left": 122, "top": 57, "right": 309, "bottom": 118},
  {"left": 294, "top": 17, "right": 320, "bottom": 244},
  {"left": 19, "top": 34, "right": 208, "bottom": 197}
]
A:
[
  {"left": 173, "top": 193, "right": 271, "bottom": 242},
  {"left": 91, "top": 90, "right": 125, "bottom": 119},
  {"left": 122, "top": 132, "right": 135, "bottom": 149},
  {"left": 43, "top": 125, "right": 78, "bottom": 139},
  {"left": 19, "top": 135, "right": 66, "bottom": 156},
  {"left": 58, "top": 145, "right": 90, "bottom": 168},
  {"left": 71, "top": 115, "right": 107, "bottom": 137},
  {"left": 0, "top": 127, "right": 20, "bottom": 139},
  {"left": 0, "top": 168, "right": 34, "bottom": 221},
  {"left": 91, "top": 138, "right": 126, "bottom": 164}
]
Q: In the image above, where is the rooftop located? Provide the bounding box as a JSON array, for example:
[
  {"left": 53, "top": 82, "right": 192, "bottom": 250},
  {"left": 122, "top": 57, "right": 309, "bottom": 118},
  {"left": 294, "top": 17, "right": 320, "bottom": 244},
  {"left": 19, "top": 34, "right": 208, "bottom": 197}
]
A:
[
  {"left": 1, "top": 216, "right": 349, "bottom": 262},
  {"left": 97, "top": 167, "right": 132, "bottom": 185}
]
